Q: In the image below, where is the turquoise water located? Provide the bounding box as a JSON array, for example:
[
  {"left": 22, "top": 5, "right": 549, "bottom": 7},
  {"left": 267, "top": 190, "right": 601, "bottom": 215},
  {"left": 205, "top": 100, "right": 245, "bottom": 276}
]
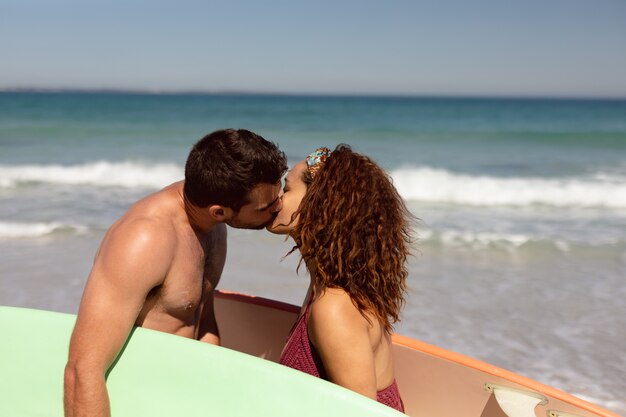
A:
[
  {"left": 3, "top": 93, "right": 626, "bottom": 172},
  {"left": 1, "top": 92, "right": 625, "bottom": 414}
]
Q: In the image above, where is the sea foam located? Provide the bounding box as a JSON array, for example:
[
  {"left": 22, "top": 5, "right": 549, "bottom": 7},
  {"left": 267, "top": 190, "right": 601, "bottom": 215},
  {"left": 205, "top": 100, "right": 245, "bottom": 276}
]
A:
[
  {"left": 0, "top": 221, "right": 87, "bottom": 239},
  {"left": 0, "top": 161, "right": 183, "bottom": 189},
  {"left": 419, "top": 229, "right": 568, "bottom": 250},
  {"left": 2, "top": 162, "right": 626, "bottom": 209},
  {"left": 391, "top": 166, "right": 626, "bottom": 208}
]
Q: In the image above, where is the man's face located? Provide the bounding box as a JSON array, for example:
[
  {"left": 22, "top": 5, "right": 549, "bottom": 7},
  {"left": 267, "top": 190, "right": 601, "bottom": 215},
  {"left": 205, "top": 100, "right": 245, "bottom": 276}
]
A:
[
  {"left": 226, "top": 182, "right": 283, "bottom": 230},
  {"left": 266, "top": 160, "right": 307, "bottom": 235}
]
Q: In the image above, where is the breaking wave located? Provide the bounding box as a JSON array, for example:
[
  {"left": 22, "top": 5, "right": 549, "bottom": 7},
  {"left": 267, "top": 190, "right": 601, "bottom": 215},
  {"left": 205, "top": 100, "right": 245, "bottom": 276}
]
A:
[
  {"left": 391, "top": 166, "right": 626, "bottom": 208},
  {"left": 0, "top": 221, "right": 88, "bottom": 239},
  {"left": 2, "top": 162, "right": 626, "bottom": 209},
  {"left": 0, "top": 161, "right": 182, "bottom": 189}
]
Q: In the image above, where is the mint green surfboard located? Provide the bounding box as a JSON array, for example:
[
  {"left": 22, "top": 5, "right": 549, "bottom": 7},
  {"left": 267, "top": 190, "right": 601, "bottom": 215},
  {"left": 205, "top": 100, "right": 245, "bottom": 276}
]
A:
[{"left": 0, "top": 306, "right": 403, "bottom": 417}]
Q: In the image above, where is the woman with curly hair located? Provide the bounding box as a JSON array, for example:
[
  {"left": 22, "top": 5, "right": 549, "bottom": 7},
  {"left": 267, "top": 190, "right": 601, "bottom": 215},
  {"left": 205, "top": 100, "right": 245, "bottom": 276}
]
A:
[{"left": 267, "top": 145, "right": 414, "bottom": 413}]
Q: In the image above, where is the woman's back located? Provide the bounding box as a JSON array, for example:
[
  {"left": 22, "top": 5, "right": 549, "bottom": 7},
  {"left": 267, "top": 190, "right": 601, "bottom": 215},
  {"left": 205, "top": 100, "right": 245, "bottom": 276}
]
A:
[
  {"left": 308, "top": 288, "right": 396, "bottom": 395},
  {"left": 280, "top": 287, "right": 404, "bottom": 412}
]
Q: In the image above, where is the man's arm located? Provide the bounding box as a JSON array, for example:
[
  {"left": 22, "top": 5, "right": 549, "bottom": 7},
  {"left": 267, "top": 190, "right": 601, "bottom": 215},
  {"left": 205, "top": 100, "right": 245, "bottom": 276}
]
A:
[
  {"left": 64, "top": 219, "right": 174, "bottom": 417},
  {"left": 197, "top": 292, "right": 220, "bottom": 344},
  {"left": 197, "top": 224, "right": 227, "bottom": 345}
]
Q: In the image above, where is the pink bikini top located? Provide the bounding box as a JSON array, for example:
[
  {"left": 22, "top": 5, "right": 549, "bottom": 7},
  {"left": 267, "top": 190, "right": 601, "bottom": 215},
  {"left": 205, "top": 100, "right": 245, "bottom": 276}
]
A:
[{"left": 279, "top": 299, "right": 405, "bottom": 413}]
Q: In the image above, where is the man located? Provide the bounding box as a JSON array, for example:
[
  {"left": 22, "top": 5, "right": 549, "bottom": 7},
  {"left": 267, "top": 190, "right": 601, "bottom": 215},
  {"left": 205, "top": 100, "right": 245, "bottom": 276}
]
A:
[{"left": 63, "top": 129, "right": 288, "bottom": 417}]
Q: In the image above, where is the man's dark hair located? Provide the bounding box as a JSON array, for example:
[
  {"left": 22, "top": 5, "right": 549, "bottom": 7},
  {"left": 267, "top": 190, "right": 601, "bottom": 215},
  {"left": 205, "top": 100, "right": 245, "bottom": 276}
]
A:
[{"left": 184, "top": 129, "right": 287, "bottom": 211}]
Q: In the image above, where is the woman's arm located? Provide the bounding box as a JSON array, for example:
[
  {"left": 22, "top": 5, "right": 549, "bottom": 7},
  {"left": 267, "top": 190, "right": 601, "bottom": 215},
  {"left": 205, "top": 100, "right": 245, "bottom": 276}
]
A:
[{"left": 308, "top": 288, "right": 377, "bottom": 400}]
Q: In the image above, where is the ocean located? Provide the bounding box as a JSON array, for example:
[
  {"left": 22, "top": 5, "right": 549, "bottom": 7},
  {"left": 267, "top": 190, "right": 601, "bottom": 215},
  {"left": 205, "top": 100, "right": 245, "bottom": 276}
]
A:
[{"left": 1, "top": 92, "right": 625, "bottom": 414}]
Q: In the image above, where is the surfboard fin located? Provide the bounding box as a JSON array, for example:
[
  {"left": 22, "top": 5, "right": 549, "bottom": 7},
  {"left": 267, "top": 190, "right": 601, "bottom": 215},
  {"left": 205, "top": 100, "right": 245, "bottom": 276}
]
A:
[{"left": 485, "top": 383, "right": 548, "bottom": 417}]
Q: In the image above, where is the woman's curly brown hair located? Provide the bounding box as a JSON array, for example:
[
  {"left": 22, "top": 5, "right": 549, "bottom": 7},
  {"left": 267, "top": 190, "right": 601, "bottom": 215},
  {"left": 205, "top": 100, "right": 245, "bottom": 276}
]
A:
[{"left": 292, "top": 144, "right": 415, "bottom": 333}]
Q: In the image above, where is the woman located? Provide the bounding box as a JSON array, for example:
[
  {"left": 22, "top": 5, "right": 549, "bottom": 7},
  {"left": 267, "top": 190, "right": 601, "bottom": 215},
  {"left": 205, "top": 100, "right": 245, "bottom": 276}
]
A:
[{"left": 267, "top": 145, "right": 414, "bottom": 412}]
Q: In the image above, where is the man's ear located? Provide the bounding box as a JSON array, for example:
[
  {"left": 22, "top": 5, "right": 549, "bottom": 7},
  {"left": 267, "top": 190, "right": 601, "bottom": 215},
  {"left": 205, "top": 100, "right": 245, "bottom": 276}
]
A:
[{"left": 208, "top": 205, "right": 233, "bottom": 222}]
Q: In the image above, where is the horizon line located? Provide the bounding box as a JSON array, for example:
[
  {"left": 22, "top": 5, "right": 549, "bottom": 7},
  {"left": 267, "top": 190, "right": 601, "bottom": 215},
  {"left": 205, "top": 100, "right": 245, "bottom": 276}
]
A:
[{"left": 1, "top": 86, "right": 626, "bottom": 101}]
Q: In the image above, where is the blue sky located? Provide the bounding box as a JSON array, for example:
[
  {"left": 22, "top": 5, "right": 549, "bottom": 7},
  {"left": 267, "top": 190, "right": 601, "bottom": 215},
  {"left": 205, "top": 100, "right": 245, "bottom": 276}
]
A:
[{"left": 1, "top": 0, "right": 625, "bottom": 98}]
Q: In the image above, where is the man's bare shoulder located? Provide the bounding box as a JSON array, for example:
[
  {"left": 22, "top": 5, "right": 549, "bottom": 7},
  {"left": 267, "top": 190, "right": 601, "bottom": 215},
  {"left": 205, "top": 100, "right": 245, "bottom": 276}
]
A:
[
  {"left": 107, "top": 216, "right": 173, "bottom": 248},
  {"left": 105, "top": 215, "right": 173, "bottom": 252},
  {"left": 124, "top": 182, "right": 182, "bottom": 220},
  {"left": 110, "top": 183, "right": 183, "bottom": 233},
  {"left": 96, "top": 185, "right": 184, "bottom": 266}
]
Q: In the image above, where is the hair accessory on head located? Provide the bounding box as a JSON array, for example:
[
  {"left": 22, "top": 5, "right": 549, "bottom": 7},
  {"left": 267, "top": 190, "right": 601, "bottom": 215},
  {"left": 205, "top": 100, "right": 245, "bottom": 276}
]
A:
[{"left": 306, "top": 147, "right": 332, "bottom": 178}]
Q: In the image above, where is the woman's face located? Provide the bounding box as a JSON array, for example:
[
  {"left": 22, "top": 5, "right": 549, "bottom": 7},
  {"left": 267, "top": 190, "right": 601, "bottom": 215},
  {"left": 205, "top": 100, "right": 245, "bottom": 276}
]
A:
[{"left": 266, "top": 159, "right": 308, "bottom": 235}]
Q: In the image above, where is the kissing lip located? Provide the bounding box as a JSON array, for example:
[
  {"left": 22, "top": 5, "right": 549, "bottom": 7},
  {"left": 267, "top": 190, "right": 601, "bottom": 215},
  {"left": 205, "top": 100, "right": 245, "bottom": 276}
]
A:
[{"left": 264, "top": 212, "right": 280, "bottom": 229}]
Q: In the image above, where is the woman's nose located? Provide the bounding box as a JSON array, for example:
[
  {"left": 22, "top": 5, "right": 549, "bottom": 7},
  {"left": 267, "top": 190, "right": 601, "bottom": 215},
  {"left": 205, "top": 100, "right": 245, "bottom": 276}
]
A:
[{"left": 273, "top": 195, "right": 283, "bottom": 213}]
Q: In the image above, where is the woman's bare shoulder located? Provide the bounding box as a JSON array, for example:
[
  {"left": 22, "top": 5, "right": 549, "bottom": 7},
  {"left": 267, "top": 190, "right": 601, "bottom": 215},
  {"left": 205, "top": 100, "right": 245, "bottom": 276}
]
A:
[{"left": 310, "top": 288, "right": 369, "bottom": 333}]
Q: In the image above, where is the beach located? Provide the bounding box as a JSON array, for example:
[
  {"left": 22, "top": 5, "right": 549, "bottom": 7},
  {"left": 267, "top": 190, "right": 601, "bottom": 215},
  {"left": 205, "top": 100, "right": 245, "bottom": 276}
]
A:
[{"left": 1, "top": 92, "right": 625, "bottom": 414}]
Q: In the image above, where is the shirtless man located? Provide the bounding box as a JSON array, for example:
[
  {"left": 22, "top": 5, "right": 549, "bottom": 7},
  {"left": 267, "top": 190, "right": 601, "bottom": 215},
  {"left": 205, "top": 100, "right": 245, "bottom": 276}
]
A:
[{"left": 63, "top": 129, "right": 288, "bottom": 417}]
